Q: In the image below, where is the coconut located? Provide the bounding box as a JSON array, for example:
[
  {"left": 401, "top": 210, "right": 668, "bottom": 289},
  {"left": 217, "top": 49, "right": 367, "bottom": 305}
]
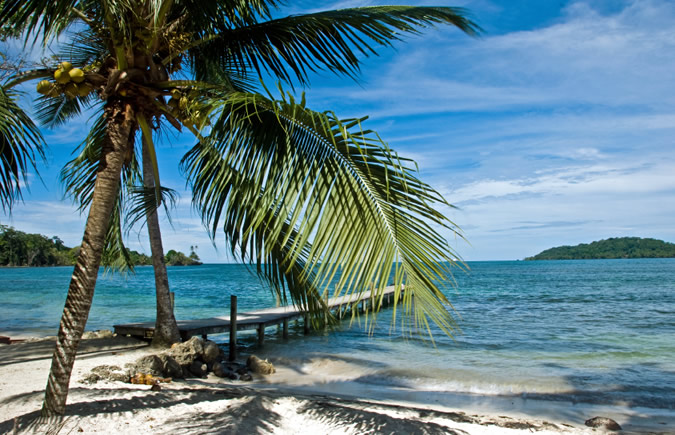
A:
[
  {"left": 64, "top": 83, "right": 79, "bottom": 99},
  {"left": 77, "top": 82, "right": 93, "bottom": 97},
  {"left": 54, "top": 69, "right": 70, "bottom": 84},
  {"left": 36, "top": 80, "right": 52, "bottom": 95},
  {"left": 59, "top": 61, "right": 73, "bottom": 71},
  {"left": 68, "top": 68, "right": 85, "bottom": 83}
]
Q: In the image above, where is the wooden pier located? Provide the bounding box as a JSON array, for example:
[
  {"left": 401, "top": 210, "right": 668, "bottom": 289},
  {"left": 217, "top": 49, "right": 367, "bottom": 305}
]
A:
[{"left": 114, "top": 285, "right": 402, "bottom": 358}]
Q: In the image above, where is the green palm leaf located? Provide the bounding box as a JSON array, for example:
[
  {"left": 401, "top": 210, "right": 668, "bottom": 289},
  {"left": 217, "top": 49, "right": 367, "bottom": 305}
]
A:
[
  {"left": 0, "top": 84, "right": 46, "bottom": 211},
  {"left": 196, "top": 6, "right": 480, "bottom": 85},
  {"left": 0, "top": 0, "right": 79, "bottom": 40},
  {"left": 182, "top": 88, "right": 464, "bottom": 336}
]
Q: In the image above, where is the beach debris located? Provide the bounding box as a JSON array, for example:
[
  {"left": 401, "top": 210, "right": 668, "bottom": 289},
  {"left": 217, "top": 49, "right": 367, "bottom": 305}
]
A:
[
  {"left": 81, "top": 365, "right": 129, "bottom": 384},
  {"left": 585, "top": 416, "right": 622, "bottom": 431},
  {"left": 246, "top": 355, "right": 276, "bottom": 375},
  {"left": 130, "top": 373, "right": 172, "bottom": 385}
]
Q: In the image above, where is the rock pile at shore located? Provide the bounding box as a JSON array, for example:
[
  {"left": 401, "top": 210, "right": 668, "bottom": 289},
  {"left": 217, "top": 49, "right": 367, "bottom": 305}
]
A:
[{"left": 81, "top": 336, "right": 276, "bottom": 384}]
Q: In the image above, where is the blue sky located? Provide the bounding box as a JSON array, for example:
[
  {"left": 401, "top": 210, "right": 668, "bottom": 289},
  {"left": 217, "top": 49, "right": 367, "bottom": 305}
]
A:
[{"left": 3, "top": 0, "right": 675, "bottom": 262}]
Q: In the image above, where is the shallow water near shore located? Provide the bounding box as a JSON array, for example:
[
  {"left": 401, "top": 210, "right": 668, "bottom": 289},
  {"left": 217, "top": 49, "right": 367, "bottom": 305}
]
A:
[{"left": 2, "top": 259, "right": 674, "bottom": 428}]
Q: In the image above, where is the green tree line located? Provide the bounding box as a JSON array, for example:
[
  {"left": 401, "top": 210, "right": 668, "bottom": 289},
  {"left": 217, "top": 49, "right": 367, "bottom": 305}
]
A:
[
  {"left": 525, "top": 237, "right": 675, "bottom": 260},
  {"left": 0, "top": 225, "right": 200, "bottom": 266}
]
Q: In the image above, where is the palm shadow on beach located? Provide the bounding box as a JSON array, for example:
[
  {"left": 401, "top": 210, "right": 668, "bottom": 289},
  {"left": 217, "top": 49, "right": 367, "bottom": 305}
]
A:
[{"left": 0, "top": 384, "right": 472, "bottom": 435}]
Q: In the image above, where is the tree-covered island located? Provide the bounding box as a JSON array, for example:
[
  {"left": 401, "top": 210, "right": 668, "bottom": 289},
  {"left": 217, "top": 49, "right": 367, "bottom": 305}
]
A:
[
  {"left": 525, "top": 237, "right": 675, "bottom": 260},
  {"left": 0, "top": 225, "right": 201, "bottom": 266}
]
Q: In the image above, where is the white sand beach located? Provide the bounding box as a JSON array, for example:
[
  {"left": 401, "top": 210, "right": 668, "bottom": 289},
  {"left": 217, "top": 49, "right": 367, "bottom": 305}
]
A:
[{"left": 0, "top": 334, "right": 669, "bottom": 434}]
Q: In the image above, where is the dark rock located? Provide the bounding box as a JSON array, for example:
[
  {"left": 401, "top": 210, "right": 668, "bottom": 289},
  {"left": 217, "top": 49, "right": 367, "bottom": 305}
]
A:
[
  {"left": 150, "top": 383, "right": 162, "bottom": 391},
  {"left": 585, "top": 417, "right": 622, "bottom": 431},
  {"left": 158, "top": 354, "right": 183, "bottom": 379},
  {"left": 246, "top": 355, "right": 275, "bottom": 375},
  {"left": 188, "top": 360, "right": 208, "bottom": 377},
  {"left": 235, "top": 366, "right": 249, "bottom": 376},
  {"left": 212, "top": 361, "right": 227, "bottom": 378},
  {"left": 240, "top": 373, "right": 253, "bottom": 382},
  {"left": 202, "top": 340, "right": 221, "bottom": 364},
  {"left": 213, "top": 362, "right": 236, "bottom": 380},
  {"left": 131, "top": 355, "right": 165, "bottom": 377}
]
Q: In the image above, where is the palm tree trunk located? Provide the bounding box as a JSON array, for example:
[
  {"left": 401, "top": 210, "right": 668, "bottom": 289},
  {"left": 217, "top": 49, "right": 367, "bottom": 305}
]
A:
[
  {"left": 142, "top": 142, "right": 181, "bottom": 347},
  {"left": 41, "top": 103, "right": 136, "bottom": 416}
]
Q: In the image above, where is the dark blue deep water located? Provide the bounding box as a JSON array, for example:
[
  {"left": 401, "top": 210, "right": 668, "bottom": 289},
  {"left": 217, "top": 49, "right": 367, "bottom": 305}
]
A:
[{"left": 2, "top": 259, "right": 674, "bottom": 413}]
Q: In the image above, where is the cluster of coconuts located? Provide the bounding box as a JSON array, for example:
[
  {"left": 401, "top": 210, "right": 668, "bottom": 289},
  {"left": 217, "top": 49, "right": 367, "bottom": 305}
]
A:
[
  {"left": 166, "top": 89, "right": 207, "bottom": 129},
  {"left": 36, "top": 61, "right": 94, "bottom": 99}
]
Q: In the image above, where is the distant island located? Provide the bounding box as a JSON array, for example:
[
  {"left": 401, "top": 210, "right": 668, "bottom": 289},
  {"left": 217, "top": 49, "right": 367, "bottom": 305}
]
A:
[
  {"left": 525, "top": 237, "right": 675, "bottom": 260},
  {"left": 0, "top": 225, "right": 201, "bottom": 267}
]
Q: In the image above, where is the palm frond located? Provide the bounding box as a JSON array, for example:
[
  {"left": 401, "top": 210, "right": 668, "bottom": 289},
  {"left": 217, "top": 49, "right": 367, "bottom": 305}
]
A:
[
  {"left": 35, "top": 92, "right": 97, "bottom": 128},
  {"left": 175, "top": 0, "right": 281, "bottom": 31},
  {"left": 197, "top": 6, "right": 480, "bottom": 85},
  {"left": 100, "top": 188, "right": 135, "bottom": 273},
  {"left": 182, "top": 88, "right": 464, "bottom": 336},
  {"left": 0, "top": 85, "right": 46, "bottom": 211},
  {"left": 125, "top": 185, "right": 178, "bottom": 231},
  {"left": 60, "top": 28, "right": 108, "bottom": 67},
  {"left": 0, "top": 0, "right": 80, "bottom": 41}
]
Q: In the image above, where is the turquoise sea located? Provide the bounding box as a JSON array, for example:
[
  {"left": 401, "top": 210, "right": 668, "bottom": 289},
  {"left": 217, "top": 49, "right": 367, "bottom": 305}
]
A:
[{"left": 2, "top": 259, "right": 674, "bottom": 423}]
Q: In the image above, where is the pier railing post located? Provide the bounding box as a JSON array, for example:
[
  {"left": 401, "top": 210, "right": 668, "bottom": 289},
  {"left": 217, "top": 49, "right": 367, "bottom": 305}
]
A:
[{"left": 229, "top": 295, "right": 237, "bottom": 362}]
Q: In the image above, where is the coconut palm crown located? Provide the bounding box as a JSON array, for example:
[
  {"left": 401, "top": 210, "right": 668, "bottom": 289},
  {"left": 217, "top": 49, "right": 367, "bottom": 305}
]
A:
[{"left": 0, "top": 0, "right": 478, "bottom": 416}]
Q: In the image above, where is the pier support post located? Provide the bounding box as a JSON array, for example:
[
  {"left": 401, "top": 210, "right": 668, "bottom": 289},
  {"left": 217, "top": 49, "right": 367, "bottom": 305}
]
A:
[
  {"left": 257, "top": 324, "right": 265, "bottom": 346},
  {"left": 304, "top": 314, "right": 310, "bottom": 335},
  {"left": 283, "top": 319, "right": 288, "bottom": 339},
  {"left": 229, "top": 295, "right": 237, "bottom": 362}
]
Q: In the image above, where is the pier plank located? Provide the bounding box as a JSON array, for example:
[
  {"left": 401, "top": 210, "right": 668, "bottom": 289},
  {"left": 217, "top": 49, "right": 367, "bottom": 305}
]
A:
[{"left": 113, "top": 285, "right": 402, "bottom": 341}]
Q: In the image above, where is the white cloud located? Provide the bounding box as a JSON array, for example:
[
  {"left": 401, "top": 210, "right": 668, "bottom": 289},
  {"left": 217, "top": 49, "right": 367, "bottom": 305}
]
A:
[{"left": 308, "top": 0, "right": 675, "bottom": 117}]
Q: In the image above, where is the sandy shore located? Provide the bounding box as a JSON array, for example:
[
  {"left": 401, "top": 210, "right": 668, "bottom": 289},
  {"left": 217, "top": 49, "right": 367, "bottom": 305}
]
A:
[{"left": 0, "top": 335, "right": 664, "bottom": 434}]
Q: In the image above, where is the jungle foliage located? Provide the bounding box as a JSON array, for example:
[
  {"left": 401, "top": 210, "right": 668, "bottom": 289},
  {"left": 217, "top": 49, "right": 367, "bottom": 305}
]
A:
[
  {"left": 525, "top": 237, "right": 675, "bottom": 260},
  {"left": 0, "top": 225, "right": 199, "bottom": 266}
]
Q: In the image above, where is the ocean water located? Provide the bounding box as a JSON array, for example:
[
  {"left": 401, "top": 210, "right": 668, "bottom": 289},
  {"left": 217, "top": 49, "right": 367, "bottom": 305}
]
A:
[{"left": 2, "top": 259, "right": 674, "bottom": 417}]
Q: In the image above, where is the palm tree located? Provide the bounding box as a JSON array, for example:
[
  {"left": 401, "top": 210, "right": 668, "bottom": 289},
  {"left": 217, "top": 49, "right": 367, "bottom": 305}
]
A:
[{"left": 0, "top": 1, "right": 478, "bottom": 416}]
